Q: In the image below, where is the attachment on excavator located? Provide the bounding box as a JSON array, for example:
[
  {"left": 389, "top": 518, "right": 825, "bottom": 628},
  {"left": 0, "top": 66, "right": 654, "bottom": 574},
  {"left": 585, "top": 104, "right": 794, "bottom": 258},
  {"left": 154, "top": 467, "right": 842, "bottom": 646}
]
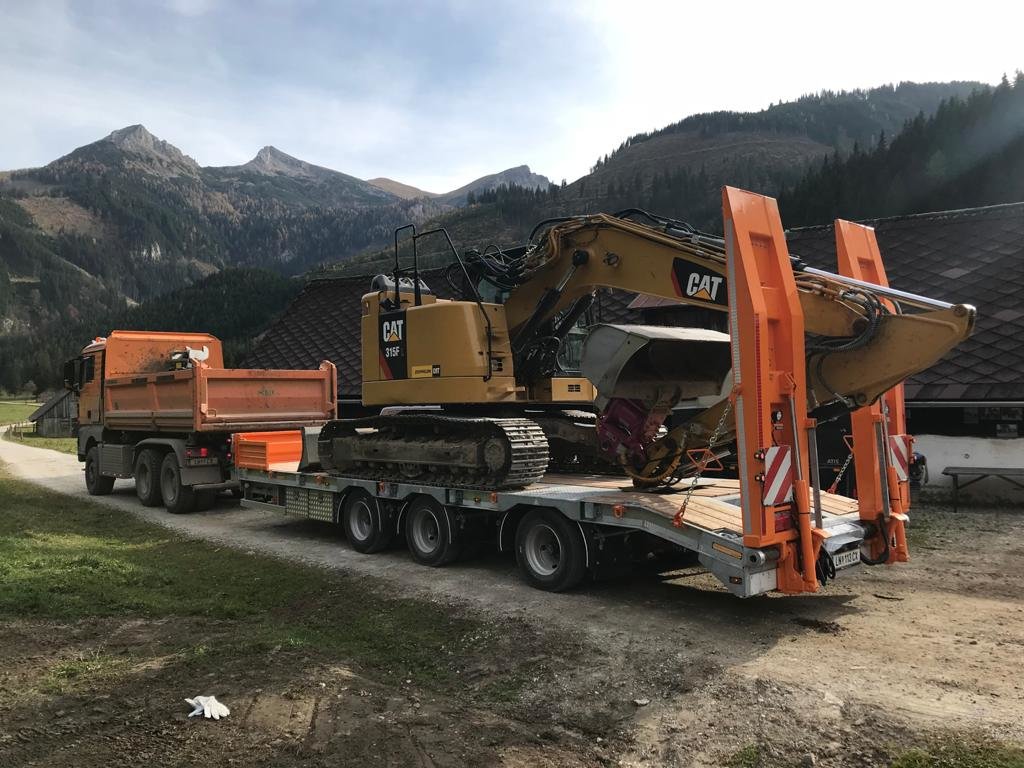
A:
[{"left": 580, "top": 324, "right": 731, "bottom": 474}]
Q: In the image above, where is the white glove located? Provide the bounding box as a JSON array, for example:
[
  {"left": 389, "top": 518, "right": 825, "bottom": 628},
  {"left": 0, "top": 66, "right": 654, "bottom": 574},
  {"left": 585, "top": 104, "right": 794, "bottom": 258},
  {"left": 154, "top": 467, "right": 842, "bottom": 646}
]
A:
[{"left": 185, "top": 695, "right": 230, "bottom": 720}]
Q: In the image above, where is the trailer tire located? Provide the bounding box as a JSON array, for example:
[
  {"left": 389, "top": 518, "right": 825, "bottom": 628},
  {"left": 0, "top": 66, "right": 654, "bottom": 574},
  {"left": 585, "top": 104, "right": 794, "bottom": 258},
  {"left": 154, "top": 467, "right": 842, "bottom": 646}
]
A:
[
  {"left": 515, "top": 509, "right": 587, "bottom": 592},
  {"left": 405, "top": 497, "right": 460, "bottom": 567},
  {"left": 134, "top": 448, "right": 163, "bottom": 507},
  {"left": 160, "top": 452, "right": 196, "bottom": 515},
  {"left": 342, "top": 489, "right": 392, "bottom": 554},
  {"left": 85, "top": 446, "right": 115, "bottom": 496}
]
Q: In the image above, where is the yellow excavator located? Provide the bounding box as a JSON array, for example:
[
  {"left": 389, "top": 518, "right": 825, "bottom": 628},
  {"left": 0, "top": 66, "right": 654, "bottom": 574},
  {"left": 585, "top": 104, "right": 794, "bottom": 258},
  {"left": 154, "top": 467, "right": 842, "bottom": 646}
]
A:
[{"left": 318, "top": 188, "right": 974, "bottom": 492}]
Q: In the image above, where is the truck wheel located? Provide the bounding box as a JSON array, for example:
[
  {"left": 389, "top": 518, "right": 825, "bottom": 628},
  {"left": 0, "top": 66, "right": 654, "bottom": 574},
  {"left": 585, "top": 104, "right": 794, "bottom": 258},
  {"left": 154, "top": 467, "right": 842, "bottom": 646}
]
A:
[
  {"left": 85, "top": 446, "right": 115, "bottom": 496},
  {"left": 515, "top": 509, "right": 587, "bottom": 592},
  {"left": 134, "top": 448, "right": 163, "bottom": 507},
  {"left": 341, "top": 489, "right": 392, "bottom": 554},
  {"left": 405, "top": 497, "right": 460, "bottom": 567},
  {"left": 160, "top": 452, "right": 196, "bottom": 514}
]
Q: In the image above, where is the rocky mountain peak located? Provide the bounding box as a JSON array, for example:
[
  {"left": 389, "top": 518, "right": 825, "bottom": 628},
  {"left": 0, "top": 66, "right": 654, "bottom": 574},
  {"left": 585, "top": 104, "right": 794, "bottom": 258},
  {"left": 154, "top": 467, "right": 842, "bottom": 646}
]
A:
[
  {"left": 104, "top": 125, "right": 199, "bottom": 170},
  {"left": 243, "top": 145, "right": 321, "bottom": 177}
]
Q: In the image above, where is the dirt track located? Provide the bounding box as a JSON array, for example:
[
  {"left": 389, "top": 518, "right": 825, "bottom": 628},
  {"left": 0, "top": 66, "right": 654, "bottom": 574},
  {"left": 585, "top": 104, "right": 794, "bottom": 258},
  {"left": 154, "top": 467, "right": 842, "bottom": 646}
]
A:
[{"left": 2, "top": 433, "right": 1022, "bottom": 766}]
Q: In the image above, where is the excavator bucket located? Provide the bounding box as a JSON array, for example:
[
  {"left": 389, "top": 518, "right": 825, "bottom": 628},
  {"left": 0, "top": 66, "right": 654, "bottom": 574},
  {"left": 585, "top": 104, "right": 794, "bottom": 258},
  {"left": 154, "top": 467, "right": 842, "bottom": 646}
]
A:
[{"left": 580, "top": 324, "right": 732, "bottom": 408}]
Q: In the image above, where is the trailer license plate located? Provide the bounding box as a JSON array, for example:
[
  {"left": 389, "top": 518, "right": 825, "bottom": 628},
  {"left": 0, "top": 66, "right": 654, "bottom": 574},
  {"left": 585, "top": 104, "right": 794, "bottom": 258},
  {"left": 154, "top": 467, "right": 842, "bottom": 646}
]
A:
[{"left": 833, "top": 549, "right": 861, "bottom": 570}]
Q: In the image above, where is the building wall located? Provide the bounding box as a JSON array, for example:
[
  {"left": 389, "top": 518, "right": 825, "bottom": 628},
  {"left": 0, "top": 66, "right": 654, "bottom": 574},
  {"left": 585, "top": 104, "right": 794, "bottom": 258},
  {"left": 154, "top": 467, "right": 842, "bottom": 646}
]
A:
[
  {"left": 914, "top": 434, "right": 1024, "bottom": 501},
  {"left": 37, "top": 415, "right": 73, "bottom": 437}
]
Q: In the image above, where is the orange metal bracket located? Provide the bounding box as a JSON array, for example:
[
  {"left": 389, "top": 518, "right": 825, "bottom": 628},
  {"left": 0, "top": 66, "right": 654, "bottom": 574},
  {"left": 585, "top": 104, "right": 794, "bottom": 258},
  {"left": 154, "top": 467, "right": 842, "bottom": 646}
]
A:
[
  {"left": 723, "top": 187, "right": 823, "bottom": 594},
  {"left": 834, "top": 220, "right": 909, "bottom": 563}
]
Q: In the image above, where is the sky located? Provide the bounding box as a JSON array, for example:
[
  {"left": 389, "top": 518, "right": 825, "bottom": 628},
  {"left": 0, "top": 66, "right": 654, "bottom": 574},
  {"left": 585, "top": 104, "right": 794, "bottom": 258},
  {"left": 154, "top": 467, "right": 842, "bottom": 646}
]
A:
[{"left": 2, "top": 0, "right": 1022, "bottom": 192}]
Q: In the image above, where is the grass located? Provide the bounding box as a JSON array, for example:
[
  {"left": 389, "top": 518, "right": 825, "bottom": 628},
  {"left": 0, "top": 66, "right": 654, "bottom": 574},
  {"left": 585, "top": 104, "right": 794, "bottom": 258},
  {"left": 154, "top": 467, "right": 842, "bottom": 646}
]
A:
[
  {"left": 891, "top": 738, "right": 1024, "bottom": 767},
  {"left": 43, "top": 650, "right": 131, "bottom": 694},
  {"left": 0, "top": 399, "right": 39, "bottom": 426},
  {"left": 725, "top": 744, "right": 766, "bottom": 768},
  {"left": 0, "top": 470, "right": 500, "bottom": 692},
  {"left": 4, "top": 430, "right": 77, "bottom": 454}
]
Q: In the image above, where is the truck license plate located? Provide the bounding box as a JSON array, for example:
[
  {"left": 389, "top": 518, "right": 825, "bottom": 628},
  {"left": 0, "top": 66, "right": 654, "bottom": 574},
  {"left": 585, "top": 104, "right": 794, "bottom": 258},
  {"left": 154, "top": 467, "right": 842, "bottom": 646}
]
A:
[
  {"left": 188, "top": 457, "right": 218, "bottom": 467},
  {"left": 833, "top": 549, "right": 861, "bottom": 570}
]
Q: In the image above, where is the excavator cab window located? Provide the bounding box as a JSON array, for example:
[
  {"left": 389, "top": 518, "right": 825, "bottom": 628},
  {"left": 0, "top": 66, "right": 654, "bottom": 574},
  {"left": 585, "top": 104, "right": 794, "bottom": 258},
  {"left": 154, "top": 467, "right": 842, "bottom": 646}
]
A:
[{"left": 555, "top": 326, "right": 587, "bottom": 372}]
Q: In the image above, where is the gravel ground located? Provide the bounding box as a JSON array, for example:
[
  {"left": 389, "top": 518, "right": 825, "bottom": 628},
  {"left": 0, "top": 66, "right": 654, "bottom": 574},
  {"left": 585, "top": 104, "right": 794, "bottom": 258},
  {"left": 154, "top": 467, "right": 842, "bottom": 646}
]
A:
[{"left": 3, "top": 430, "right": 1022, "bottom": 766}]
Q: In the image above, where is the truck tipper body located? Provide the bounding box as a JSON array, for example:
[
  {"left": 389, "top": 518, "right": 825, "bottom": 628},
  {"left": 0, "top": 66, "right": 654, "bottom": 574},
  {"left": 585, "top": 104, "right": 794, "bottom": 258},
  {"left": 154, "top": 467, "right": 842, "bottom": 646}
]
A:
[{"left": 64, "top": 330, "right": 336, "bottom": 513}]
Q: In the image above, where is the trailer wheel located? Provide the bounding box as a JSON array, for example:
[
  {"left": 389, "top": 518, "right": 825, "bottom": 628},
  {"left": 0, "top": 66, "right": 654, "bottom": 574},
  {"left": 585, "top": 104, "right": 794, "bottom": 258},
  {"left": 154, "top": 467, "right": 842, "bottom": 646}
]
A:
[
  {"left": 85, "top": 446, "right": 115, "bottom": 496},
  {"left": 515, "top": 509, "right": 587, "bottom": 592},
  {"left": 160, "top": 452, "right": 196, "bottom": 514},
  {"left": 134, "top": 448, "right": 163, "bottom": 507},
  {"left": 405, "top": 497, "right": 460, "bottom": 567},
  {"left": 342, "top": 489, "right": 392, "bottom": 554}
]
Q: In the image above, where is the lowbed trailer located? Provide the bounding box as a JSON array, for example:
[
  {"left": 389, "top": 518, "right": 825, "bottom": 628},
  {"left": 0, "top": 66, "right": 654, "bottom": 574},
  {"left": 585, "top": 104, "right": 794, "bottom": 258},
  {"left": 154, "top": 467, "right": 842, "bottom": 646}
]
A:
[
  {"left": 232, "top": 189, "right": 961, "bottom": 597},
  {"left": 236, "top": 457, "right": 869, "bottom": 597}
]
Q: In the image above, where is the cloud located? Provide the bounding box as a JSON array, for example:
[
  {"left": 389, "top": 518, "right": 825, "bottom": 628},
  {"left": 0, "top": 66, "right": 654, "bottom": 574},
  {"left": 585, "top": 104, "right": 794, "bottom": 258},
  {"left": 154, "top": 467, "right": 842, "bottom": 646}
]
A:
[{"left": 0, "top": 0, "right": 1018, "bottom": 190}]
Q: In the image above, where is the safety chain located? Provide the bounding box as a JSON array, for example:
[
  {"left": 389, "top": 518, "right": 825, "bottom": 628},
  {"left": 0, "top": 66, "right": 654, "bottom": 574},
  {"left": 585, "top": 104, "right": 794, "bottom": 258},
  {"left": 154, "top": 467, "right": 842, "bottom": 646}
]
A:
[
  {"left": 674, "top": 398, "right": 733, "bottom": 527},
  {"left": 827, "top": 450, "right": 854, "bottom": 494}
]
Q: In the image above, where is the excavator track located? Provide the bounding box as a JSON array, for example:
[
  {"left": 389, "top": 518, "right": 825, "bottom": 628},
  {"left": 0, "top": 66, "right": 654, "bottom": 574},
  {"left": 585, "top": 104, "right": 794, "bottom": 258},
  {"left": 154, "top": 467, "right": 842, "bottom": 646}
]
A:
[{"left": 317, "top": 414, "right": 549, "bottom": 490}]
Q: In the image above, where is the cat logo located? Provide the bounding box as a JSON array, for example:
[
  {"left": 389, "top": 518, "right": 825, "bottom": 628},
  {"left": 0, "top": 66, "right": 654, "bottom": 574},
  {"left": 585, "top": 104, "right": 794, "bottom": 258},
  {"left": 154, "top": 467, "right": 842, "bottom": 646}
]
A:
[
  {"left": 382, "top": 318, "right": 404, "bottom": 343},
  {"left": 685, "top": 273, "right": 725, "bottom": 303},
  {"left": 671, "top": 258, "right": 728, "bottom": 306}
]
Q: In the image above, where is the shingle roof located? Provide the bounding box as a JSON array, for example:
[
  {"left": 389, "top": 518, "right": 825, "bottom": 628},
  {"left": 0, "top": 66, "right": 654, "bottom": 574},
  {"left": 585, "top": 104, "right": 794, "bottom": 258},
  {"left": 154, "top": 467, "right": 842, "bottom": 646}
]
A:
[
  {"left": 248, "top": 202, "right": 1024, "bottom": 402},
  {"left": 246, "top": 268, "right": 454, "bottom": 398},
  {"left": 786, "top": 202, "right": 1024, "bottom": 402},
  {"left": 29, "top": 389, "right": 72, "bottom": 421}
]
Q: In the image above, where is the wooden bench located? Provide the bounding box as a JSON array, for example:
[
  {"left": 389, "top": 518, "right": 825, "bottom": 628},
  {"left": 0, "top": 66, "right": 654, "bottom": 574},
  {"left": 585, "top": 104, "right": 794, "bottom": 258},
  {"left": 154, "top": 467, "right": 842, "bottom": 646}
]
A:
[{"left": 942, "top": 466, "right": 1024, "bottom": 512}]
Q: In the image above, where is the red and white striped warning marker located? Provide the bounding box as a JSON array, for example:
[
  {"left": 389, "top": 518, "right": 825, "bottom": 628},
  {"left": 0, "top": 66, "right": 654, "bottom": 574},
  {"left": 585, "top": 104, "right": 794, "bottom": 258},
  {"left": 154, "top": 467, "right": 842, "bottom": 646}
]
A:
[
  {"left": 889, "top": 434, "right": 912, "bottom": 482},
  {"left": 762, "top": 445, "right": 794, "bottom": 506}
]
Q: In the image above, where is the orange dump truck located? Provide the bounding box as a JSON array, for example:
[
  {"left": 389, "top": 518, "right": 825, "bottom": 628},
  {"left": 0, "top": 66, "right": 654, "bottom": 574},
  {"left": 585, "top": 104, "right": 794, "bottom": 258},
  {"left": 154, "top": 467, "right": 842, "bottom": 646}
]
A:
[{"left": 63, "top": 330, "right": 336, "bottom": 513}]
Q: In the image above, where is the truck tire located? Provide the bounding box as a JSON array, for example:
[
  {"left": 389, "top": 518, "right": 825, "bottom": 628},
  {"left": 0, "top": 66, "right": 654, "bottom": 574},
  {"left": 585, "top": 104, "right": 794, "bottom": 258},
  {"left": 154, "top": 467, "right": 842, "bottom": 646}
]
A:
[
  {"left": 84, "top": 446, "right": 115, "bottom": 496},
  {"left": 405, "top": 496, "right": 461, "bottom": 567},
  {"left": 160, "top": 452, "right": 196, "bottom": 515},
  {"left": 515, "top": 509, "right": 587, "bottom": 592},
  {"left": 341, "top": 489, "right": 392, "bottom": 554},
  {"left": 134, "top": 448, "right": 163, "bottom": 507}
]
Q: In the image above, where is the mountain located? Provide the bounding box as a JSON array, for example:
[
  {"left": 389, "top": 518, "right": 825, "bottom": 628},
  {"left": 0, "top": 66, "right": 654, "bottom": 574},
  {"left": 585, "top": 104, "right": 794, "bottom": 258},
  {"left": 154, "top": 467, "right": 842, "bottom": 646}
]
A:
[
  {"left": 334, "top": 81, "right": 988, "bottom": 276},
  {"left": 438, "top": 165, "right": 550, "bottom": 206},
  {"left": 0, "top": 124, "right": 453, "bottom": 300},
  {"left": 366, "top": 177, "right": 438, "bottom": 200},
  {"left": 207, "top": 145, "right": 393, "bottom": 208},
  {"left": 0, "top": 125, "right": 548, "bottom": 392},
  {"left": 367, "top": 165, "right": 551, "bottom": 205}
]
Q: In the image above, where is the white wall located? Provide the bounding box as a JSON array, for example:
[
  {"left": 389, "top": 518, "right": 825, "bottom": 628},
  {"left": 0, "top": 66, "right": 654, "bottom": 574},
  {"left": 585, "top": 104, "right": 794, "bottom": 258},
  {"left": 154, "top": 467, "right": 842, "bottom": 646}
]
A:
[{"left": 914, "top": 434, "right": 1024, "bottom": 502}]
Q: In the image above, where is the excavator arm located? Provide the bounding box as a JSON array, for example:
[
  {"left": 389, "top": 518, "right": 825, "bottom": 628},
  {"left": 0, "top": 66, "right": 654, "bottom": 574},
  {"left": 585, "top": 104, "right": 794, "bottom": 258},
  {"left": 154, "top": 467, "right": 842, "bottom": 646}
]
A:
[{"left": 504, "top": 212, "right": 973, "bottom": 412}]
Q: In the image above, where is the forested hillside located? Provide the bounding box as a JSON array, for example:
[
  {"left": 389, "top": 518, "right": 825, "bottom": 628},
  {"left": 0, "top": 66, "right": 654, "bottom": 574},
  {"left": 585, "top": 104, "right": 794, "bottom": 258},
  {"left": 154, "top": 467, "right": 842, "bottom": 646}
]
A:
[
  {"left": 0, "top": 268, "right": 300, "bottom": 394},
  {"left": 779, "top": 73, "right": 1024, "bottom": 225}
]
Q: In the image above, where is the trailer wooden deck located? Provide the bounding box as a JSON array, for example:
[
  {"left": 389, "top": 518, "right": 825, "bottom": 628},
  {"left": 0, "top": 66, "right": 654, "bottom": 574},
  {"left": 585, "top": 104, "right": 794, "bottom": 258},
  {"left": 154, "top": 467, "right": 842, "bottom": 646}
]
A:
[{"left": 536, "top": 474, "right": 860, "bottom": 535}]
